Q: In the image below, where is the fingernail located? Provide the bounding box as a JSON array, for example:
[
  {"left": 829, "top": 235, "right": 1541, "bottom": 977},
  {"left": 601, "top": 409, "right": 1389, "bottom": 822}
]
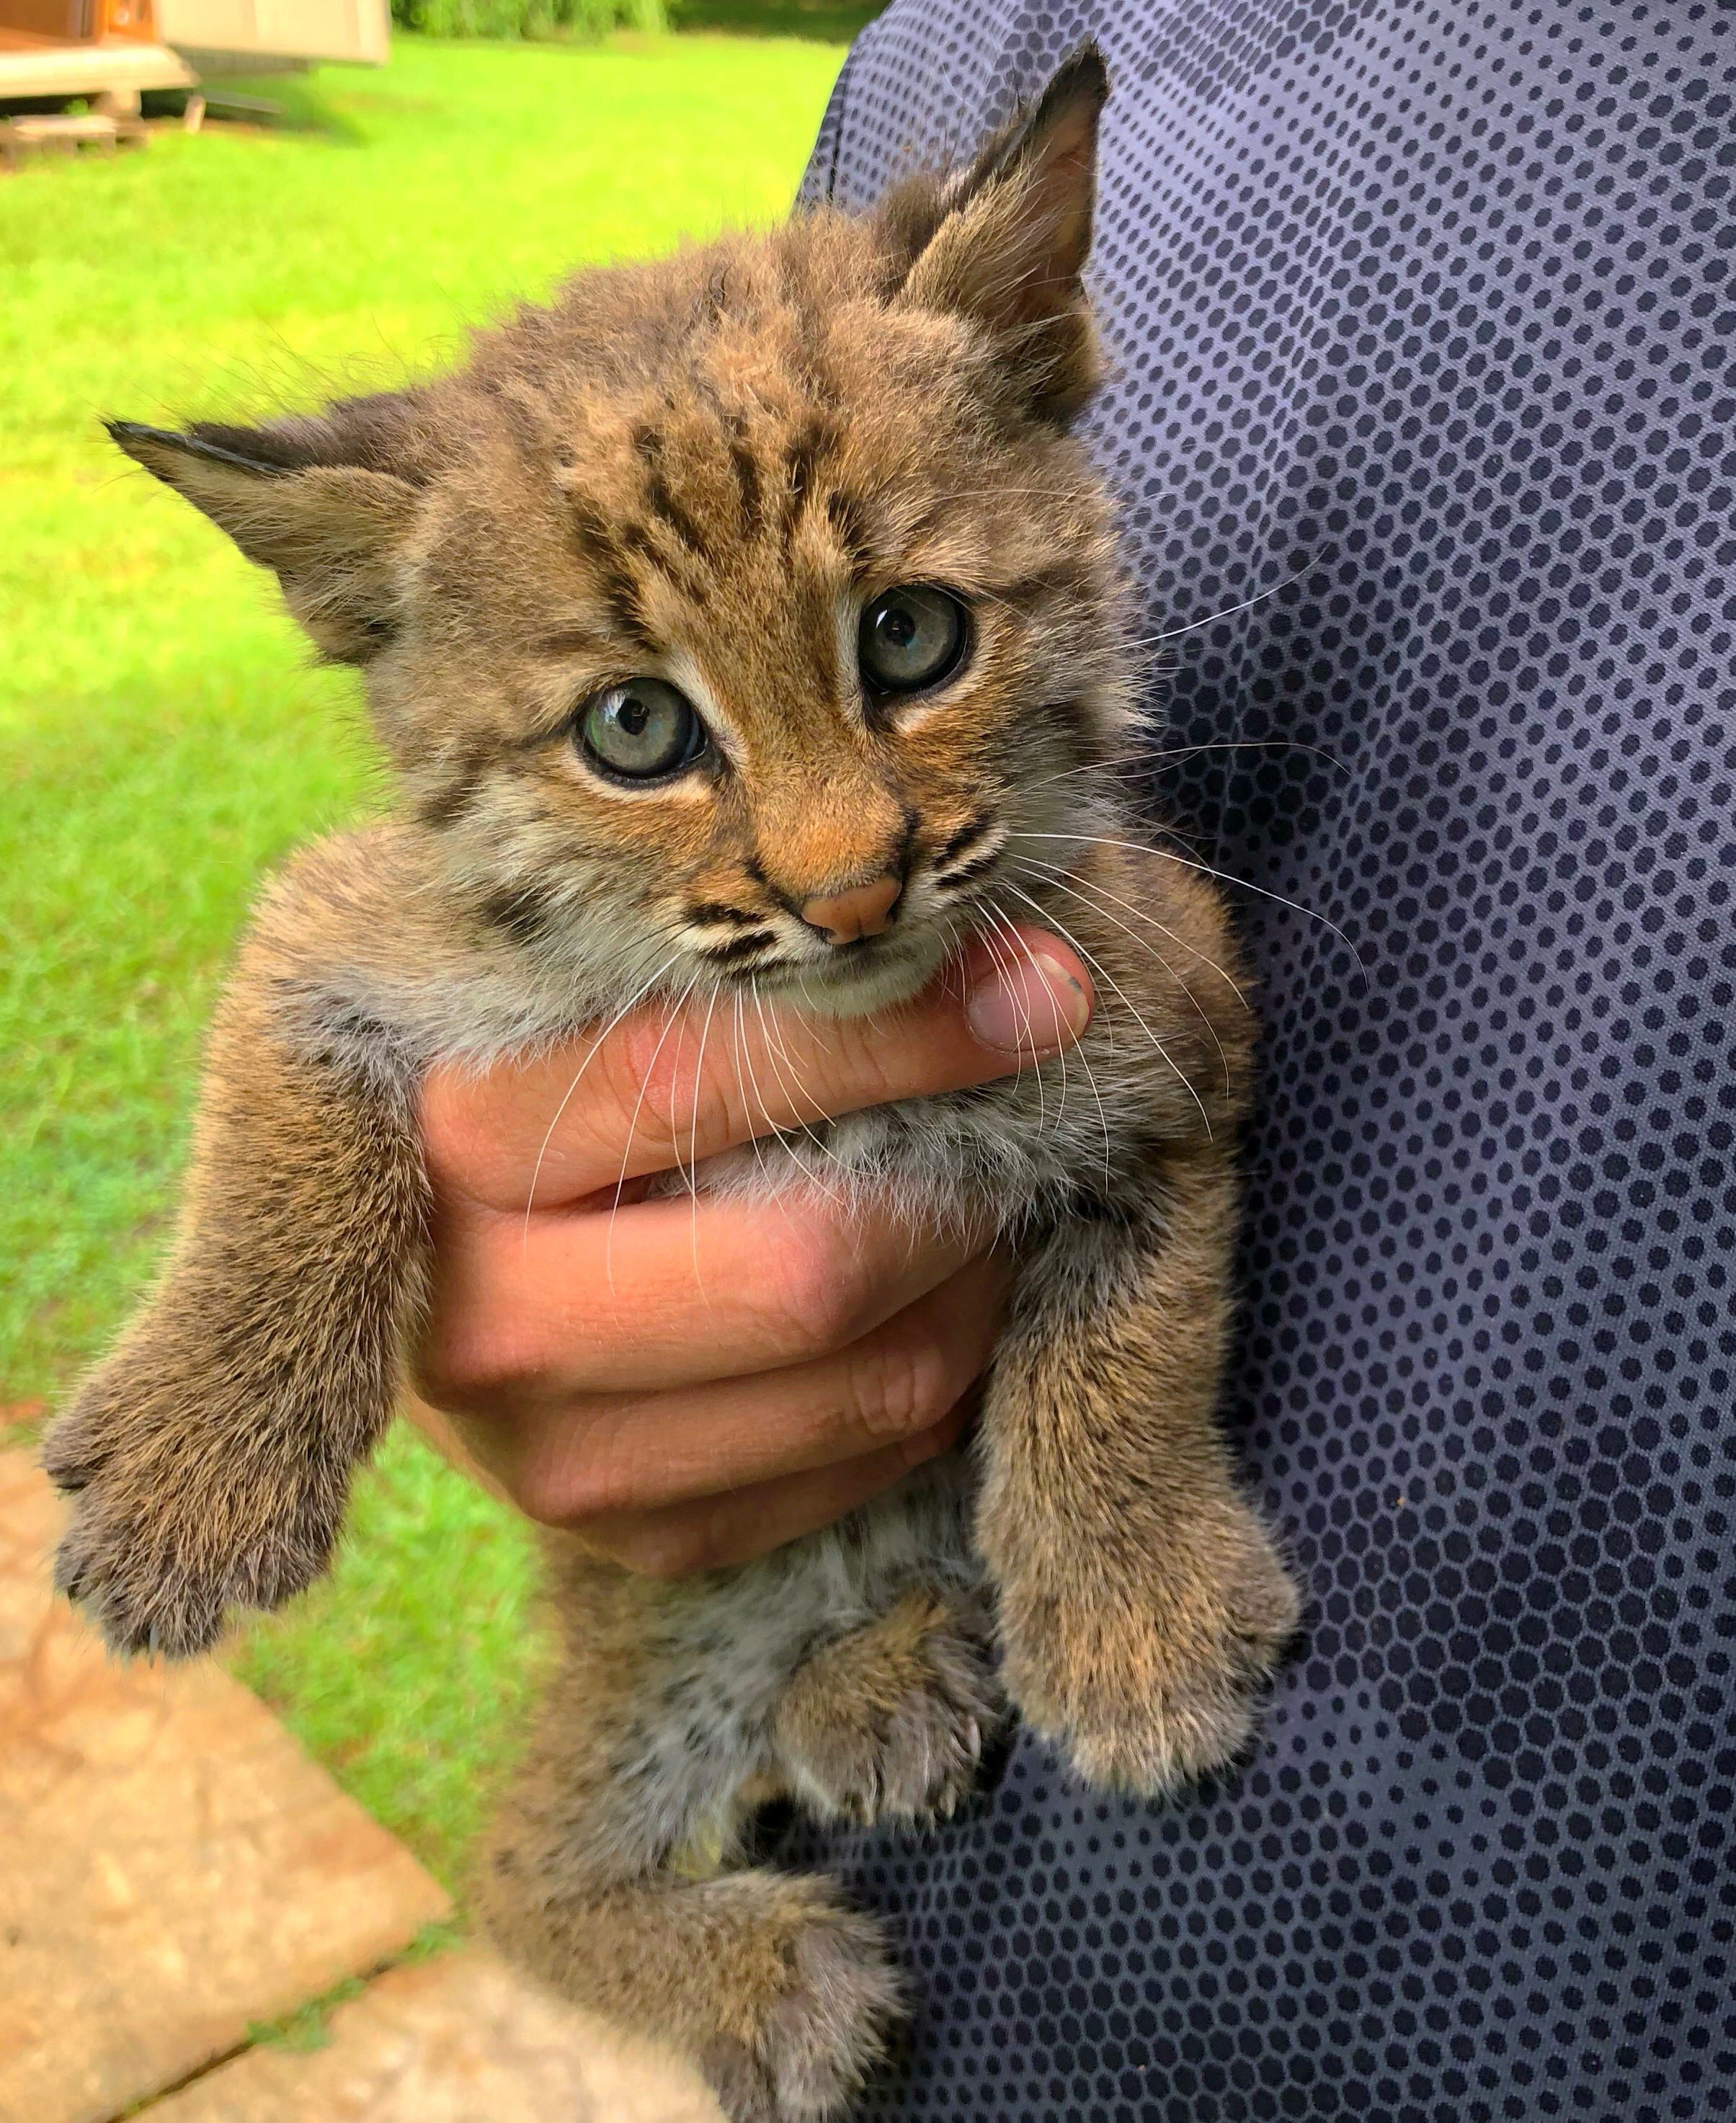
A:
[{"left": 966, "top": 951, "right": 1092, "bottom": 1056}]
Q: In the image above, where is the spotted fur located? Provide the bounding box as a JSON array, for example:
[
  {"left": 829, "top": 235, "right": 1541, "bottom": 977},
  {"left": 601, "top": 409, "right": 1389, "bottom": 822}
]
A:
[{"left": 44, "top": 48, "right": 1297, "bottom": 2121}]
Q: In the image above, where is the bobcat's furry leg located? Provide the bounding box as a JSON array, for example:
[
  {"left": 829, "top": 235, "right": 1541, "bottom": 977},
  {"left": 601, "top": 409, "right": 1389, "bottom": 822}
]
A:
[
  {"left": 481, "top": 1541, "right": 902, "bottom": 2123},
  {"left": 43, "top": 841, "right": 428, "bottom": 1656},
  {"left": 979, "top": 1147, "right": 1300, "bottom": 1795}
]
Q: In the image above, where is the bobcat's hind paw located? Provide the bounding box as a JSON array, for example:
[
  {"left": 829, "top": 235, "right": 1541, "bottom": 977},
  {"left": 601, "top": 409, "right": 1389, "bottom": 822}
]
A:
[
  {"left": 701, "top": 1899, "right": 901, "bottom": 2123},
  {"left": 773, "top": 1592, "right": 1005, "bottom": 1826}
]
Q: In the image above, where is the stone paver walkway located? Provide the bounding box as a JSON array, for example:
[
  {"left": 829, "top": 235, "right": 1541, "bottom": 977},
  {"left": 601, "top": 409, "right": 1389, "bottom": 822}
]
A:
[
  {"left": 148, "top": 1949, "right": 721, "bottom": 2122},
  {"left": 0, "top": 1448, "right": 721, "bottom": 2123}
]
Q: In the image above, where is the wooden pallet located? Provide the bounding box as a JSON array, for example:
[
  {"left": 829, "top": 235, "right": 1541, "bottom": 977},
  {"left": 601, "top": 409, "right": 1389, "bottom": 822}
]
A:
[{"left": 0, "top": 106, "right": 147, "bottom": 164}]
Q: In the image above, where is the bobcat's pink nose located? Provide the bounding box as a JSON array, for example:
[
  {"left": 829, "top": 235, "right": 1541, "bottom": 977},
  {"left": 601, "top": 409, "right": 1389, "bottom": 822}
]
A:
[{"left": 799, "top": 873, "right": 904, "bottom": 946}]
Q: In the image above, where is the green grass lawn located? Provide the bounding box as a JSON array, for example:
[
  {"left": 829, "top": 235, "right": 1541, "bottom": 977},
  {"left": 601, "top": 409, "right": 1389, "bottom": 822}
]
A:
[{"left": 0, "top": 28, "right": 847, "bottom": 1892}]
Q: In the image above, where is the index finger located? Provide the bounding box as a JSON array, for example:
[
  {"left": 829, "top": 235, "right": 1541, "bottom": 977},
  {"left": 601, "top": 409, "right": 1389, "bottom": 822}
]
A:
[{"left": 423, "top": 926, "right": 1092, "bottom": 1212}]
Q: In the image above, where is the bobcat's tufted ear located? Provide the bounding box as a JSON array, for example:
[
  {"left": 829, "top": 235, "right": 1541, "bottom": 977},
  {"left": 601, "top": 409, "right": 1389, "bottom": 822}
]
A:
[
  {"left": 899, "top": 43, "right": 1109, "bottom": 423},
  {"left": 107, "top": 397, "right": 427, "bottom": 664}
]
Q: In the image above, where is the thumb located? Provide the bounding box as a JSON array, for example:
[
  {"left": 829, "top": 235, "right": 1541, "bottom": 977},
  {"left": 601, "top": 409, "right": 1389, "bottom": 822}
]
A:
[{"left": 421, "top": 927, "right": 1094, "bottom": 1212}]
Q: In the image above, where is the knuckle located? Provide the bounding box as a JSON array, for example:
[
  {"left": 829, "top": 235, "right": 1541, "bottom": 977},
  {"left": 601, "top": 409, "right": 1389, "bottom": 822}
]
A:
[
  {"left": 411, "top": 1308, "right": 553, "bottom": 1425},
  {"left": 415, "top": 1300, "right": 540, "bottom": 1406},
  {"left": 547, "top": 1451, "right": 641, "bottom": 1526},
  {"left": 853, "top": 1330, "right": 956, "bottom": 1442},
  {"left": 509, "top": 1456, "right": 580, "bottom": 1529},
  {"left": 409, "top": 1325, "right": 496, "bottom": 1410},
  {"left": 607, "top": 1012, "right": 737, "bottom": 1157},
  {"left": 757, "top": 1237, "right": 871, "bottom": 1355},
  {"left": 513, "top": 1412, "right": 644, "bottom": 1526}
]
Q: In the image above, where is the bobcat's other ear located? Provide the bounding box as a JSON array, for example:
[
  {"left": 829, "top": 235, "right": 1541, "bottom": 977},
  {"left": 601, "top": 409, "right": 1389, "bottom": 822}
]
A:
[
  {"left": 899, "top": 43, "right": 1109, "bottom": 422},
  {"left": 107, "top": 406, "right": 424, "bottom": 664}
]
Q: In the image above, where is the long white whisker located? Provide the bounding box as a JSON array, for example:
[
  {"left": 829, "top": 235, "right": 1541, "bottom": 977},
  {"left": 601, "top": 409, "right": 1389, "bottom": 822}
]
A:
[
  {"left": 751, "top": 983, "right": 850, "bottom": 1175},
  {"left": 518, "top": 950, "right": 687, "bottom": 1245},
  {"left": 1009, "top": 850, "right": 1252, "bottom": 1014},
  {"left": 1020, "top": 735, "right": 1353, "bottom": 797},
  {"left": 1071, "top": 1016, "right": 1116, "bottom": 1197},
  {"left": 682, "top": 982, "right": 723, "bottom": 1296},
  {"left": 1007, "top": 851, "right": 1252, "bottom": 1098},
  {"left": 738, "top": 978, "right": 796, "bottom": 1183},
  {"left": 682, "top": 983, "right": 722, "bottom": 1199},
  {"left": 718, "top": 987, "right": 823, "bottom": 1235},
  {"left": 981, "top": 900, "right": 1063, "bottom": 1133},
  {"left": 1004, "top": 830, "right": 1368, "bottom": 983},
  {"left": 1006, "top": 858, "right": 1234, "bottom": 1098},
  {"left": 1130, "top": 556, "right": 1322, "bottom": 646},
  {"left": 998, "top": 891, "right": 1113, "bottom": 1195},
  {"left": 728, "top": 986, "right": 775, "bottom": 1193},
  {"left": 995, "top": 878, "right": 1214, "bottom": 1141},
  {"left": 910, "top": 485, "right": 1100, "bottom": 505},
  {"left": 748, "top": 980, "right": 849, "bottom": 1208},
  {"left": 603, "top": 971, "right": 699, "bottom": 1295},
  {"left": 780, "top": 1033, "right": 860, "bottom": 1176},
  {"left": 983, "top": 903, "right": 1048, "bottom": 1115},
  {"left": 974, "top": 906, "right": 1047, "bottom": 1131}
]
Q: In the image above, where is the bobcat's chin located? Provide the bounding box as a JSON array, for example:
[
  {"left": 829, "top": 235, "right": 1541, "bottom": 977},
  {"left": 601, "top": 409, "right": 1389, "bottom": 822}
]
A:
[{"left": 748, "top": 933, "right": 951, "bottom": 1021}]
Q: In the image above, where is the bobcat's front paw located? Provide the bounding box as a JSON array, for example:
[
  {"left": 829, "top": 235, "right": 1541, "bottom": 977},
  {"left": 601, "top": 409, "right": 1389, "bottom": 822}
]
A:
[
  {"left": 43, "top": 1371, "right": 342, "bottom": 1658},
  {"left": 1001, "top": 1503, "right": 1299, "bottom": 1796}
]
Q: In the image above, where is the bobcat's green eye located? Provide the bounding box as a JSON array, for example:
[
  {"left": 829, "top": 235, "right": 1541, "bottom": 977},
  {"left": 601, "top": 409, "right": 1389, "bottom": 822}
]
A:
[
  {"left": 577, "top": 679, "right": 707, "bottom": 781},
  {"left": 858, "top": 585, "right": 969, "bottom": 696}
]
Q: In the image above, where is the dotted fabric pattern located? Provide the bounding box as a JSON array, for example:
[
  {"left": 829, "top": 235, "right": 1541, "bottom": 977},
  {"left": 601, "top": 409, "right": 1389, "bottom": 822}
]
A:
[{"left": 785, "top": 5, "right": 1736, "bottom": 2119}]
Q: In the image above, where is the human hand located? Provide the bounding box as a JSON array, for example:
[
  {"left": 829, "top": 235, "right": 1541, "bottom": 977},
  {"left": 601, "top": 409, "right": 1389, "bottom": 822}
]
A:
[{"left": 408, "top": 930, "right": 1092, "bottom": 1576}]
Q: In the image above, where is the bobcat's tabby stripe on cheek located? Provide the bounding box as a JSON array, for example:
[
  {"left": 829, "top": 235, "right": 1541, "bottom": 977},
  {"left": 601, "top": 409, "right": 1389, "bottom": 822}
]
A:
[
  {"left": 416, "top": 745, "right": 494, "bottom": 830},
  {"left": 686, "top": 902, "right": 767, "bottom": 930},
  {"left": 694, "top": 931, "right": 781, "bottom": 967},
  {"left": 933, "top": 812, "right": 999, "bottom": 871},
  {"left": 933, "top": 844, "right": 1005, "bottom": 893},
  {"left": 481, "top": 884, "right": 561, "bottom": 948}
]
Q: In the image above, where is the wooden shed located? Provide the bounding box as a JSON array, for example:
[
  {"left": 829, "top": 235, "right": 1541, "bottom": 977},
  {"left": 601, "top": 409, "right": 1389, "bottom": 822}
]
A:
[
  {"left": 0, "top": 0, "right": 386, "bottom": 117},
  {"left": 0, "top": 4, "right": 196, "bottom": 112},
  {"left": 157, "top": 0, "right": 389, "bottom": 68}
]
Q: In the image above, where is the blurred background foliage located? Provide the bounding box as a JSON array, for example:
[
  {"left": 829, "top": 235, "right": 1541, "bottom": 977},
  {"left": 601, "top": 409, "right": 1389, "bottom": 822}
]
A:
[
  {"left": 390, "top": 0, "right": 666, "bottom": 37},
  {"left": 387, "top": 0, "right": 883, "bottom": 39},
  {"left": 673, "top": 0, "right": 881, "bottom": 35}
]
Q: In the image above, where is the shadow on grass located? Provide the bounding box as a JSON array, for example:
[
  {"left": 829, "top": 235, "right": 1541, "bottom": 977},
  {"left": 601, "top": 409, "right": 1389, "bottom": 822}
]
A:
[
  {"left": 142, "top": 75, "right": 375, "bottom": 144},
  {"left": 671, "top": 0, "right": 882, "bottom": 40}
]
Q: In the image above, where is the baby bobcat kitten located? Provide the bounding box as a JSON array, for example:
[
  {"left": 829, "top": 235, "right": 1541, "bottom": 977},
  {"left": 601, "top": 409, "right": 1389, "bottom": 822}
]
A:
[{"left": 45, "top": 49, "right": 1296, "bottom": 2122}]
